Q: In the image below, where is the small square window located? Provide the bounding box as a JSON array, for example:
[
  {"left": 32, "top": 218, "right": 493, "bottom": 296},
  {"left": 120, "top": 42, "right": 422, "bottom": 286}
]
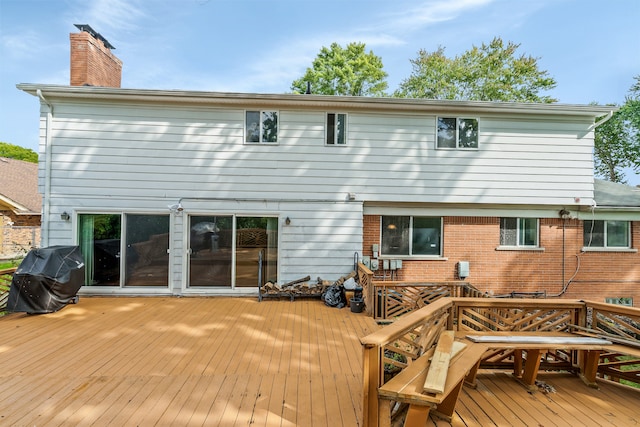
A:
[
  {"left": 246, "top": 110, "right": 278, "bottom": 143},
  {"left": 500, "top": 218, "right": 538, "bottom": 247},
  {"left": 326, "top": 113, "right": 347, "bottom": 145},
  {"left": 437, "top": 117, "right": 478, "bottom": 149}
]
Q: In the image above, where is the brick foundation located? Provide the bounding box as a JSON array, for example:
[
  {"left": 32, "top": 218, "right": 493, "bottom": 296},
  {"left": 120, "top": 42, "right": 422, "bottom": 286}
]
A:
[
  {"left": 1, "top": 212, "right": 40, "bottom": 258},
  {"left": 363, "top": 215, "right": 640, "bottom": 306}
]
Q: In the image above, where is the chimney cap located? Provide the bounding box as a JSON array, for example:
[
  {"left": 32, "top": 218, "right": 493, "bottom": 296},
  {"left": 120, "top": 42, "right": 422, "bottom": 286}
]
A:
[{"left": 74, "top": 24, "right": 115, "bottom": 49}]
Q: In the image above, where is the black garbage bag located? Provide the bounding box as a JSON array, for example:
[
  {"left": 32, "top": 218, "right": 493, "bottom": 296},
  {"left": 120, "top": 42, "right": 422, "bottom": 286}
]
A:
[
  {"left": 7, "top": 246, "right": 85, "bottom": 314},
  {"left": 322, "top": 284, "right": 347, "bottom": 308}
]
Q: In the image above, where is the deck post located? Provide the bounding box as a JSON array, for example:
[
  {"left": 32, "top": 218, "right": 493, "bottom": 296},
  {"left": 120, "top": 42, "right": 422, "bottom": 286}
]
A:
[{"left": 362, "top": 344, "right": 382, "bottom": 427}]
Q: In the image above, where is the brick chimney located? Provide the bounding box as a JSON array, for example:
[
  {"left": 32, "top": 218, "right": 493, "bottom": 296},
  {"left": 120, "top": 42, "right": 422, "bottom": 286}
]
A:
[{"left": 70, "top": 24, "right": 122, "bottom": 87}]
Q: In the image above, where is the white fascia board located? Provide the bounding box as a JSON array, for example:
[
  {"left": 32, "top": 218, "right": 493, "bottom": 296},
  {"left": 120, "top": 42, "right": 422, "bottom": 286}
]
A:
[
  {"left": 16, "top": 84, "right": 616, "bottom": 119},
  {"left": 364, "top": 204, "right": 570, "bottom": 218}
]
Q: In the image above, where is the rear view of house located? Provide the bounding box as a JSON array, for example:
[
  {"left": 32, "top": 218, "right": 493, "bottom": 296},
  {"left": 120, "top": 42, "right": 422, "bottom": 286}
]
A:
[{"left": 15, "top": 26, "right": 640, "bottom": 305}]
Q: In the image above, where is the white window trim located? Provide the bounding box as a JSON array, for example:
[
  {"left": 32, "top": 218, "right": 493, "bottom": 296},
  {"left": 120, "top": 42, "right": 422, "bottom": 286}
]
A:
[
  {"left": 325, "top": 112, "right": 348, "bottom": 146},
  {"left": 436, "top": 116, "right": 479, "bottom": 150},
  {"left": 245, "top": 110, "right": 279, "bottom": 144},
  {"left": 499, "top": 218, "right": 540, "bottom": 248}
]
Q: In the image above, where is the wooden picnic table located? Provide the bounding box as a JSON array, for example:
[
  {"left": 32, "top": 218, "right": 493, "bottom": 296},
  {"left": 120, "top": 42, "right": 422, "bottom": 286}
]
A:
[{"left": 456, "top": 331, "right": 613, "bottom": 391}]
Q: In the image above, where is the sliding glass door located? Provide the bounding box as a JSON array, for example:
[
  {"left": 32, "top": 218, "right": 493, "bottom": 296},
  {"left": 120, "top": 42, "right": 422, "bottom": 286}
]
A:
[
  {"left": 79, "top": 214, "right": 121, "bottom": 286},
  {"left": 124, "top": 214, "right": 170, "bottom": 286},
  {"left": 235, "top": 217, "right": 278, "bottom": 287},
  {"left": 78, "top": 213, "right": 169, "bottom": 287},
  {"left": 188, "top": 215, "right": 278, "bottom": 288},
  {"left": 188, "top": 216, "right": 233, "bottom": 287}
]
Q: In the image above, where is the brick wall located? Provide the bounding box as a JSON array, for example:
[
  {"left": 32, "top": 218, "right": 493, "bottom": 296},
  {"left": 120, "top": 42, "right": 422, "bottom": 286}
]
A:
[
  {"left": 70, "top": 31, "right": 122, "bottom": 87},
  {"left": 1, "top": 212, "right": 40, "bottom": 259},
  {"left": 363, "top": 215, "right": 640, "bottom": 306}
]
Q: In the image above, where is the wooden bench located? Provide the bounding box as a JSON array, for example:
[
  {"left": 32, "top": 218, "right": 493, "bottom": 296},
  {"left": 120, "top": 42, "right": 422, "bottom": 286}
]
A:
[
  {"left": 464, "top": 332, "right": 613, "bottom": 391},
  {"left": 377, "top": 332, "right": 489, "bottom": 426}
]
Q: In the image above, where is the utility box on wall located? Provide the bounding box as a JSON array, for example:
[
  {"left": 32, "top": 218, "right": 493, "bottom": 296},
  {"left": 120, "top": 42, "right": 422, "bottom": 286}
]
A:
[{"left": 457, "top": 261, "right": 470, "bottom": 280}]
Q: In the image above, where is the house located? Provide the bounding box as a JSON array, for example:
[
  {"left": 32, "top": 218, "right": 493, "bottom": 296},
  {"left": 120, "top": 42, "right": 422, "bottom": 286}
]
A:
[
  {"left": 16, "top": 27, "right": 640, "bottom": 305},
  {"left": 0, "top": 157, "right": 41, "bottom": 259}
]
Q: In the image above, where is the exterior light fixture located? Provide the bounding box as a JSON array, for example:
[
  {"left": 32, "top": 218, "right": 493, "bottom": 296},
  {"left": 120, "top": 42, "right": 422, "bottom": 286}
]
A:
[
  {"left": 168, "top": 202, "right": 184, "bottom": 214},
  {"left": 285, "top": 217, "right": 291, "bottom": 225},
  {"left": 60, "top": 212, "right": 70, "bottom": 221}
]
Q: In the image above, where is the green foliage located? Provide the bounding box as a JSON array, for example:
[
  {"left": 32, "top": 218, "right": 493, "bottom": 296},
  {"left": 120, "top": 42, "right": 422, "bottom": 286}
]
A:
[
  {"left": 0, "top": 142, "right": 38, "bottom": 163},
  {"left": 394, "top": 37, "right": 557, "bottom": 103},
  {"left": 291, "top": 42, "right": 388, "bottom": 96},
  {"left": 594, "top": 76, "right": 640, "bottom": 183},
  {"left": 92, "top": 214, "right": 122, "bottom": 240}
]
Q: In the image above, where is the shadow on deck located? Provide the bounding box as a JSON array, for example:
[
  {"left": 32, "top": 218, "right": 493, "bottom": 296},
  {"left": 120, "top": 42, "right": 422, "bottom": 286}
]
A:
[{"left": 0, "top": 297, "right": 638, "bottom": 426}]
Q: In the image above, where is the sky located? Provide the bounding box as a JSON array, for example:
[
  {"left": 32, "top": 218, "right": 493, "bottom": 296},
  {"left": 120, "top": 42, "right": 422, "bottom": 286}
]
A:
[{"left": 1, "top": 0, "right": 639, "bottom": 180}]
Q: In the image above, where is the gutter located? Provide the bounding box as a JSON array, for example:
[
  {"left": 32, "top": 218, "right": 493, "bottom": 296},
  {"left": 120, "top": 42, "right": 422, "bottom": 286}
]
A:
[
  {"left": 18, "top": 84, "right": 615, "bottom": 118},
  {"left": 37, "top": 89, "right": 53, "bottom": 247},
  {"left": 588, "top": 110, "right": 615, "bottom": 130}
]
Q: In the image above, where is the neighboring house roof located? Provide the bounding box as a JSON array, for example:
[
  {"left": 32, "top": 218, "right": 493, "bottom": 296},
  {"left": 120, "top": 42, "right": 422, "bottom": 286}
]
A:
[
  {"left": 0, "top": 157, "right": 41, "bottom": 214},
  {"left": 594, "top": 179, "right": 640, "bottom": 208}
]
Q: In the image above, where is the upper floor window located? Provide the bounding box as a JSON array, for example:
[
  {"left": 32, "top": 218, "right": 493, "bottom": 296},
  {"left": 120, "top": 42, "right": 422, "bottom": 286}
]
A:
[
  {"left": 326, "top": 113, "right": 347, "bottom": 145},
  {"left": 500, "top": 218, "right": 538, "bottom": 247},
  {"left": 381, "top": 216, "right": 442, "bottom": 256},
  {"left": 583, "top": 220, "right": 630, "bottom": 248},
  {"left": 437, "top": 117, "right": 478, "bottom": 149},
  {"left": 246, "top": 110, "right": 278, "bottom": 143}
]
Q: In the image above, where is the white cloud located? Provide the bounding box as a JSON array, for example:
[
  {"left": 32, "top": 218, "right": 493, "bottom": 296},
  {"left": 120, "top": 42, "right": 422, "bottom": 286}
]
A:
[
  {"left": 1, "top": 30, "right": 44, "bottom": 60},
  {"left": 71, "top": 0, "right": 147, "bottom": 33},
  {"left": 378, "top": 0, "right": 495, "bottom": 33}
]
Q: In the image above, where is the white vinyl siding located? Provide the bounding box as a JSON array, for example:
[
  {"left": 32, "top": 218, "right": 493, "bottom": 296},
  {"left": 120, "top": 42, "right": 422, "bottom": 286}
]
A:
[{"left": 38, "top": 98, "right": 598, "bottom": 286}]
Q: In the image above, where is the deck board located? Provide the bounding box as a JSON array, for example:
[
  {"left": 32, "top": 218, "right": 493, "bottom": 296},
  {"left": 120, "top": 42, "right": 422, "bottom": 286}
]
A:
[{"left": 1, "top": 297, "right": 639, "bottom": 426}]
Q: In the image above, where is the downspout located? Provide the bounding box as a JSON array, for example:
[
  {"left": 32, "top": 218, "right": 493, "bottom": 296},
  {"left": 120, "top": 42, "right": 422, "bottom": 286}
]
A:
[
  {"left": 37, "top": 89, "right": 53, "bottom": 247},
  {"left": 588, "top": 110, "right": 614, "bottom": 130}
]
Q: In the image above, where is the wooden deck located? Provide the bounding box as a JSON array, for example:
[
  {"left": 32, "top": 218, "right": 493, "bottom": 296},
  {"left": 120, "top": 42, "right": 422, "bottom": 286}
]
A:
[{"left": 0, "top": 297, "right": 639, "bottom": 426}]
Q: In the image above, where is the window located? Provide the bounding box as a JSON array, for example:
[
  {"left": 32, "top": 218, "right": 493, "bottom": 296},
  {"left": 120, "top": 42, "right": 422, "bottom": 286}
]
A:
[
  {"left": 381, "top": 216, "right": 442, "bottom": 256},
  {"left": 437, "top": 117, "right": 479, "bottom": 149},
  {"left": 583, "top": 220, "right": 630, "bottom": 248},
  {"left": 246, "top": 110, "right": 278, "bottom": 143},
  {"left": 326, "top": 113, "right": 347, "bottom": 145},
  {"left": 500, "top": 218, "right": 538, "bottom": 247},
  {"left": 605, "top": 297, "right": 633, "bottom": 306}
]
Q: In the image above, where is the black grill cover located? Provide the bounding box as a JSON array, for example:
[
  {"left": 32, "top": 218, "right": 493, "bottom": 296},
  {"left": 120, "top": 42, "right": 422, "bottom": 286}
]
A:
[{"left": 7, "top": 246, "right": 85, "bottom": 314}]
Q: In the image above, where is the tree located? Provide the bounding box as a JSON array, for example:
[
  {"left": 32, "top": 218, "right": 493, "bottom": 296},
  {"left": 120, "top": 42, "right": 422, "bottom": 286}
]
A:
[
  {"left": 594, "top": 107, "right": 634, "bottom": 183},
  {"left": 394, "top": 37, "right": 557, "bottom": 103},
  {"left": 291, "top": 42, "right": 388, "bottom": 96},
  {"left": 0, "top": 142, "right": 38, "bottom": 163},
  {"left": 594, "top": 75, "right": 640, "bottom": 183}
]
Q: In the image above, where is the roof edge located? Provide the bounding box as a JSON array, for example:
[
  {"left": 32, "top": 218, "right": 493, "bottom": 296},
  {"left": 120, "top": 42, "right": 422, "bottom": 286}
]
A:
[{"left": 17, "top": 84, "right": 617, "bottom": 117}]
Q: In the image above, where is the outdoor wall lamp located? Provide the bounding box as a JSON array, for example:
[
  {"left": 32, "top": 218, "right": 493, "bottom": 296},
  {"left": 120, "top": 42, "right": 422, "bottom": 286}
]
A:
[
  {"left": 285, "top": 217, "right": 291, "bottom": 225},
  {"left": 168, "top": 202, "right": 184, "bottom": 214},
  {"left": 60, "top": 212, "right": 70, "bottom": 221}
]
